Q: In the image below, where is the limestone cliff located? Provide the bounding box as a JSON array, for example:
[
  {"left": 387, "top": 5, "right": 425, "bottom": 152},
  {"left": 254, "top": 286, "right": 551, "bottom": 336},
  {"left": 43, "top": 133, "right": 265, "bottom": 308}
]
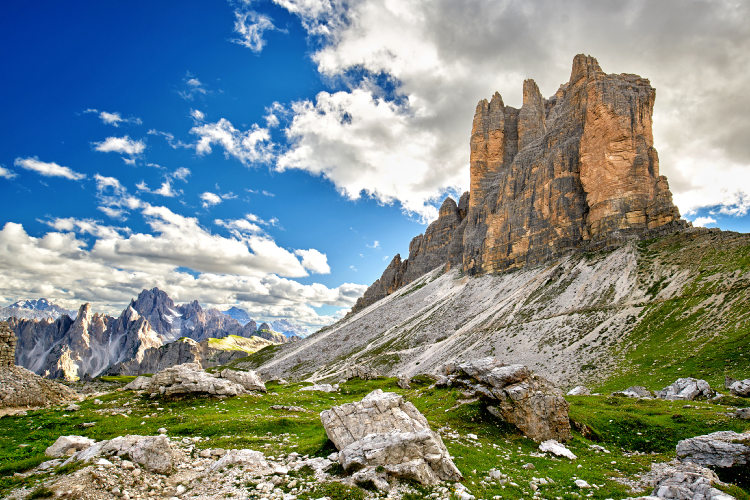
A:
[{"left": 353, "top": 54, "right": 684, "bottom": 312}]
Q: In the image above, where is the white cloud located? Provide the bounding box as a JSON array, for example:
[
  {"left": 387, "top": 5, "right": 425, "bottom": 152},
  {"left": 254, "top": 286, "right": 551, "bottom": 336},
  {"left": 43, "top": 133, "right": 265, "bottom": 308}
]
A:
[
  {"left": 691, "top": 216, "right": 717, "bottom": 227},
  {"left": 200, "top": 192, "right": 223, "bottom": 207},
  {"left": 14, "top": 157, "right": 86, "bottom": 181},
  {"left": 191, "top": 109, "right": 205, "bottom": 121},
  {"left": 191, "top": 118, "right": 273, "bottom": 165},
  {"left": 93, "top": 136, "right": 146, "bottom": 156},
  {"left": 136, "top": 168, "right": 190, "bottom": 198},
  {"left": 270, "top": 0, "right": 750, "bottom": 221},
  {"left": 0, "top": 217, "right": 366, "bottom": 329},
  {"left": 367, "top": 240, "right": 380, "bottom": 249},
  {"left": 179, "top": 74, "right": 208, "bottom": 100},
  {"left": 295, "top": 248, "right": 331, "bottom": 274},
  {"left": 85, "top": 109, "right": 142, "bottom": 127},
  {"left": 232, "top": 10, "right": 276, "bottom": 53},
  {"left": 0, "top": 165, "right": 17, "bottom": 179}
]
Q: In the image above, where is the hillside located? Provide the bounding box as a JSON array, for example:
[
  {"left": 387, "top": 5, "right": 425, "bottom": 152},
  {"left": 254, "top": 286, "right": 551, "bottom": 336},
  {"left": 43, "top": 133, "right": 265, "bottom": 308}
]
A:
[{"left": 247, "top": 228, "right": 750, "bottom": 390}]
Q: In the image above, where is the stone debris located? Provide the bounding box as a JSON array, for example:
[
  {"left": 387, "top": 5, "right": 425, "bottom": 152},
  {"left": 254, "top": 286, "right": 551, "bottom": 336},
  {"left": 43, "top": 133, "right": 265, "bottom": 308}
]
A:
[
  {"left": 136, "top": 363, "right": 265, "bottom": 397},
  {"left": 46, "top": 435, "right": 96, "bottom": 458},
  {"left": 676, "top": 431, "right": 750, "bottom": 469},
  {"left": 539, "top": 439, "right": 577, "bottom": 460},
  {"left": 342, "top": 365, "right": 381, "bottom": 380},
  {"left": 567, "top": 386, "right": 590, "bottom": 396},
  {"left": 613, "top": 386, "right": 653, "bottom": 399},
  {"left": 298, "top": 383, "right": 338, "bottom": 393},
  {"left": 270, "top": 404, "right": 308, "bottom": 413},
  {"left": 633, "top": 460, "right": 735, "bottom": 500},
  {"left": 656, "top": 378, "right": 715, "bottom": 401},
  {"left": 209, "top": 449, "right": 272, "bottom": 475},
  {"left": 397, "top": 373, "right": 411, "bottom": 389},
  {"left": 442, "top": 357, "right": 571, "bottom": 442},
  {"left": 725, "top": 376, "right": 750, "bottom": 397},
  {"left": 735, "top": 408, "right": 750, "bottom": 420},
  {"left": 321, "top": 389, "right": 462, "bottom": 488}
]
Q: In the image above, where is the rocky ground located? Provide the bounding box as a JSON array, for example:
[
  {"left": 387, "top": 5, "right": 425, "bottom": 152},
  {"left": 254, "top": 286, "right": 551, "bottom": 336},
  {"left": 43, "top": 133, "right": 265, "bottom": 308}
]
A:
[{"left": 1, "top": 368, "right": 749, "bottom": 499}]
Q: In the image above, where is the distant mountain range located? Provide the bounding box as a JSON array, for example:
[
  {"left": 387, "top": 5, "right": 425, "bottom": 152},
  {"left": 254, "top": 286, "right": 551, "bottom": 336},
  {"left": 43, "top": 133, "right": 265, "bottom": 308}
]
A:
[
  {"left": 0, "top": 298, "right": 74, "bottom": 322},
  {"left": 4, "top": 288, "right": 305, "bottom": 380}
]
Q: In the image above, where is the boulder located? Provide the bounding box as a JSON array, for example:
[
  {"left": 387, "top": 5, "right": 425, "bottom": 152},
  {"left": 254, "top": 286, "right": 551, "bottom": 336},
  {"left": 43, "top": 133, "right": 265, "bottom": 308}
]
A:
[
  {"left": 444, "top": 357, "right": 571, "bottom": 442},
  {"left": 725, "top": 377, "right": 750, "bottom": 397},
  {"left": 613, "top": 386, "right": 653, "bottom": 399},
  {"left": 219, "top": 369, "right": 266, "bottom": 392},
  {"left": 320, "top": 389, "right": 462, "bottom": 487},
  {"left": 65, "top": 434, "right": 176, "bottom": 474},
  {"left": 676, "top": 431, "right": 750, "bottom": 469},
  {"left": 147, "top": 363, "right": 246, "bottom": 397},
  {"left": 539, "top": 439, "right": 577, "bottom": 460},
  {"left": 635, "top": 460, "right": 733, "bottom": 500},
  {"left": 735, "top": 408, "right": 750, "bottom": 420},
  {"left": 209, "top": 449, "right": 273, "bottom": 476},
  {"left": 567, "top": 386, "right": 590, "bottom": 396},
  {"left": 45, "top": 435, "right": 96, "bottom": 457},
  {"left": 656, "top": 378, "right": 715, "bottom": 401},
  {"left": 123, "top": 375, "right": 152, "bottom": 391}
]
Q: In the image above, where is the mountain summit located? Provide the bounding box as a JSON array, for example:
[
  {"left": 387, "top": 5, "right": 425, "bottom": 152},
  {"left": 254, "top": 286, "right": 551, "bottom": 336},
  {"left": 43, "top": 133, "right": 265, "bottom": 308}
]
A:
[{"left": 354, "top": 54, "right": 686, "bottom": 312}]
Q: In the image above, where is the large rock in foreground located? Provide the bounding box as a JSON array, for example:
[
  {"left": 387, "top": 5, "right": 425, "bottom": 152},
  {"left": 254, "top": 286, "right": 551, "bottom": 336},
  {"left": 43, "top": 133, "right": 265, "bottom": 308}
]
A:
[
  {"left": 321, "top": 389, "right": 462, "bottom": 487},
  {"left": 64, "top": 434, "right": 177, "bottom": 474},
  {"left": 725, "top": 377, "right": 750, "bottom": 397},
  {"left": 142, "top": 363, "right": 265, "bottom": 397},
  {"left": 676, "top": 431, "right": 750, "bottom": 469},
  {"left": 442, "top": 358, "right": 571, "bottom": 442}
]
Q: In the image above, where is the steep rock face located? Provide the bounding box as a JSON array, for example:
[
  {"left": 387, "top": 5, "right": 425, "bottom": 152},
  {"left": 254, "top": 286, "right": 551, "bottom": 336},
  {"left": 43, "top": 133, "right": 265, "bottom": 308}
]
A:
[{"left": 354, "top": 54, "right": 685, "bottom": 311}]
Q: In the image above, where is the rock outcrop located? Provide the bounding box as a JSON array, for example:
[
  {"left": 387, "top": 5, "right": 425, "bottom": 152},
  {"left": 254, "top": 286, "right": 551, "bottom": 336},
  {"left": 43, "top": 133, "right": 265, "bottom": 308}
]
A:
[
  {"left": 353, "top": 54, "right": 685, "bottom": 312},
  {"left": 676, "top": 431, "right": 750, "bottom": 469},
  {"left": 64, "top": 434, "right": 178, "bottom": 474},
  {"left": 0, "top": 321, "right": 77, "bottom": 408},
  {"left": 142, "top": 363, "right": 266, "bottom": 397},
  {"left": 441, "top": 358, "right": 571, "bottom": 442},
  {"left": 656, "top": 378, "right": 716, "bottom": 401},
  {"left": 637, "top": 460, "right": 735, "bottom": 500},
  {"left": 321, "top": 389, "right": 462, "bottom": 488},
  {"left": 725, "top": 377, "right": 750, "bottom": 397}
]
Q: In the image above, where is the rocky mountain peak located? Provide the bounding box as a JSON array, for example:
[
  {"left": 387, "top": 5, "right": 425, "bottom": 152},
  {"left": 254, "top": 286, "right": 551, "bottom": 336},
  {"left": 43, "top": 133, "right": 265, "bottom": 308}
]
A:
[{"left": 353, "top": 54, "right": 686, "bottom": 312}]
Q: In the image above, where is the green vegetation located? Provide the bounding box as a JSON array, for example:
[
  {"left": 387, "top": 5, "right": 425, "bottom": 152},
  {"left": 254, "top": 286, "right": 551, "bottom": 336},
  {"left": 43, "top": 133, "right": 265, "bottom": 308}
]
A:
[
  {"left": 207, "top": 334, "right": 273, "bottom": 353},
  {"left": 1, "top": 376, "right": 748, "bottom": 498}
]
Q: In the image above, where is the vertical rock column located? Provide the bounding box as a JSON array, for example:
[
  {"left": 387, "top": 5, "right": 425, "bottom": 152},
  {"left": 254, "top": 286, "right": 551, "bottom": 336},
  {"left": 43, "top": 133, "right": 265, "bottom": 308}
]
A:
[{"left": 0, "top": 322, "right": 17, "bottom": 367}]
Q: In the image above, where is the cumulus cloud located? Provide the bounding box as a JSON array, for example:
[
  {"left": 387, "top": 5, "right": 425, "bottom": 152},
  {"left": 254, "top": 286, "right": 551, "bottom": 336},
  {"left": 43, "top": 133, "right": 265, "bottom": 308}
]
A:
[
  {"left": 0, "top": 220, "right": 365, "bottom": 328},
  {"left": 200, "top": 192, "right": 223, "bottom": 207},
  {"left": 295, "top": 248, "right": 331, "bottom": 274},
  {"left": 136, "top": 168, "right": 191, "bottom": 198},
  {"left": 270, "top": 0, "right": 750, "bottom": 221},
  {"left": 93, "top": 135, "right": 146, "bottom": 156},
  {"left": 691, "top": 216, "right": 717, "bottom": 228},
  {"left": 14, "top": 157, "right": 86, "bottom": 181},
  {"left": 0, "top": 165, "right": 17, "bottom": 179},
  {"left": 178, "top": 74, "right": 208, "bottom": 100},
  {"left": 191, "top": 117, "right": 273, "bottom": 165},
  {"left": 84, "top": 108, "right": 142, "bottom": 127}
]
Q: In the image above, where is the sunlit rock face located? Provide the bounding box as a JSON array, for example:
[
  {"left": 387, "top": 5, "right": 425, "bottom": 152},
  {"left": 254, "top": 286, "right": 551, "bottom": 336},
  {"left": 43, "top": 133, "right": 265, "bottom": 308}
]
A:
[{"left": 353, "top": 54, "right": 684, "bottom": 312}]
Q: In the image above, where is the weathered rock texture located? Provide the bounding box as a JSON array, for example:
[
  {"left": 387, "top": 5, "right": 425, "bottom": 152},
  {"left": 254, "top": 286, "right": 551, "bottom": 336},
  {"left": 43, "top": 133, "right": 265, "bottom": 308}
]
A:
[
  {"left": 442, "top": 358, "right": 571, "bottom": 442},
  {"left": 144, "top": 363, "right": 266, "bottom": 397},
  {"left": 321, "top": 389, "right": 462, "bottom": 486},
  {"left": 656, "top": 378, "right": 716, "bottom": 401},
  {"left": 64, "top": 434, "right": 178, "bottom": 474},
  {"left": 676, "top": 431, "right": 750, "bottom": 469},
  {"left": 726, "top": 376, "right": 750, "bottom": 397},
  {"left": 353, "top": 54, "right": 685, "bottom": 312},
  {"left": 636, "top": 460, "right": 735, "bottom": 500},
  {"left": 0, "top": 321, "right": 77, "bottom": 408}
]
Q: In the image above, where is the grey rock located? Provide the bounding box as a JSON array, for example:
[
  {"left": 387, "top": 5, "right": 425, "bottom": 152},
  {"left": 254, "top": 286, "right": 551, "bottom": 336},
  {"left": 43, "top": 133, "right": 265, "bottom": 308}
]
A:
[
  {"left": 65, "top": 434, "right": 176, "bottom": 474},
  {"left": 614, "top": 386, "right": 654, "bottom": 399},
  {"left": 123, "top": 375, "right": 152, "bottom": 391},
  {"left": 445, "top": 357, "right": 571, "bottom": 442},
  {"left": 321, "top": 389, "right": 462, "bottom": 486},
  {"left": 209, "top": 449, "right": 272, "bottom": 476},
  {"left": 567, "top": 386, "right": 591, "bottom": 396},
  {"left": 147, "top": 363, "right": 246, "bottom": 397},
  {"left": 735, "top": 408, "right": 750, "bottom": 420},
  {"left": 219, "top": 369, "right": 266, "bottom": 392},
  {"left": 725, "top": 377, "right": 750, "bottom": 397},
  {"left": 299, "top": 383, "right": 338, "bottom": 393},
  {"left": 45, "top": 435, "right": 96, "bottom": 457},
  {"left": 676, "top": 431, "right": 750, "bottom": 469},
  {"left": 657, "top": 378, "right": 715, "bottom": 401},
  {"left": 636, "top": 460, "right": 735, "bottom": 499}
]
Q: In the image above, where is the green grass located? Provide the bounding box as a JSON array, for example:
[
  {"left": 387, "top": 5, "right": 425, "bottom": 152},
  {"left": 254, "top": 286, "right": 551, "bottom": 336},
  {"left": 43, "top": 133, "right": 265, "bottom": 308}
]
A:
[{"left": 2, "top": 376, "right": 748, "bottom": 498}]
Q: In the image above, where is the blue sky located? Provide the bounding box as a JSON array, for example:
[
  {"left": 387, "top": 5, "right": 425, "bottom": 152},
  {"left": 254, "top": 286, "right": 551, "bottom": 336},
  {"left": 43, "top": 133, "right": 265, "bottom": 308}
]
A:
[{"left": 1, "top": 1, "right": 749, "bottom": 327}]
